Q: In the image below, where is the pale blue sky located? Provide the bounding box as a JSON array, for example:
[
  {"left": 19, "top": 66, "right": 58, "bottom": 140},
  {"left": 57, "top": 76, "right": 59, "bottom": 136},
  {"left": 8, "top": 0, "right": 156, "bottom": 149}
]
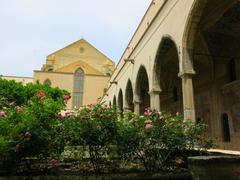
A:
[{"left": 0, "top": 0, "right": 152, "bottom": 77}]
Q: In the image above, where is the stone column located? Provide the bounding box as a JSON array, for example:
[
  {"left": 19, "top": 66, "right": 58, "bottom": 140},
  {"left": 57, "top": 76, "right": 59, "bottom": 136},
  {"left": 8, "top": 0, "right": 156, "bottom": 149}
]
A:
[
  {"left": 124, "top": 106, "right": 132, "bottom": 112},
  {"left": 133, "top": 94, "right": 141, "bottom": 115},
  {"left": 149, "top": 89, "right": 161, "bottom": 111},
  {"left": 179, "top": 72, "right": 196, "bottom": 122}
]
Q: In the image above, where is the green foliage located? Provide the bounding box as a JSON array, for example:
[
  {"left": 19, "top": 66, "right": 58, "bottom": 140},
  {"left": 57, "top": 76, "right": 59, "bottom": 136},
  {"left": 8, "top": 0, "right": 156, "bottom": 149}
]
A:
[
  {"left": 64, "top": 103, "right": 118, "bottom": 172},
  {"left": 0, "top": 79, "right": 26, "bottom": 107},
  {"left": 0, "top": 78, "right": 212, "bottom": 174},
  {"left": 60, "top": 106, "right": 212, "bottom": 173},
  {"left": 0, "top": 78, "right": 68, "bottom": 109},
  {"left": 116, "top": 108, "right": 212, "bottom": 172},
  {"left": 0, "top": 78, "right": 69, "bottom": 172}
]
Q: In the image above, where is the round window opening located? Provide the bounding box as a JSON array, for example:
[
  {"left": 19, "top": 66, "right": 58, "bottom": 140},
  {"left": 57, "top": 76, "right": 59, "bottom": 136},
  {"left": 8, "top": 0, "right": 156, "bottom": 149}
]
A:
[{"left": 79, "top": 47, "right": 85, "bottom": 53}]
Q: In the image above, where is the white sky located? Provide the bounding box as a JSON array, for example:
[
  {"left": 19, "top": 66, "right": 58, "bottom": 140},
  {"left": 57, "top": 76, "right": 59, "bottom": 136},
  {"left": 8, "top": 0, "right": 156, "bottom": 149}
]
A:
[{"left": 0, "top": 0, "right": 152, "bottom": 77}]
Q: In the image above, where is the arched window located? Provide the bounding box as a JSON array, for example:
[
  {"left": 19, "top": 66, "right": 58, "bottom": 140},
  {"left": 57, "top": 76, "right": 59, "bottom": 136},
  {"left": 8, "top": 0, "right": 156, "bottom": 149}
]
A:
[
  {"left": 113, "top": 96, "right": 117, "bottom": 109},
  {"left": 44, "top": 79, "right": 51, "bottom": 86},
  {"left": 228, "top": 58, "right": 237, "bottom": 82},
  {"left": 118, "top": 89, "right": 123, "bottom": 116},
  {"left": 73, "top": 68, "right": 84, "bottom": 109},
  {"left": 222, "top": 113, "right": 231, "bottom": 142}
]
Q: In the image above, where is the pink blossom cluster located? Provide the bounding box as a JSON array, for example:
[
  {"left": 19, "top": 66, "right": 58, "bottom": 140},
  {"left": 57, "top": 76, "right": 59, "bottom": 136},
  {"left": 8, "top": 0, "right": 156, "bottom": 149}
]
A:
[
  {"left": 143, "top": 107, "right": 152, "bottom": 116},
  {"left": 37, "top": 90, "right": 46, "bottom": 100},
  {"left": 16, "top": 144, "right": 21, "bottom": 151},
  {"left": 16, "top": 106, "right": 24, "bottom": 112},
  {"left": 103, "top": 104, "right": 109, "bottom": 109},
  {"left": 0, "top": 111, "right": 6, "bottom": 117},
  {"left": 144, "top": 119, "right": 153, "bottom": 129},
  {"left": 63, "top": 95, "right": 71, "bottom": 103},
  {"left": 57, "top": 113, "right": 64, "bottom": 121},
  {"left": 87, "top": 103, "right": 94, "bottom": 108},
  {"left": 50, "top": 158, "right": 57, "bottom": 168},
  {"left": 57, "top": 111, "right": 72, "bottom": 121},
  {"left": 24, "top": 131, "right": 32, "bottom": 138},
  {"left": 20, "top": 131, "right": 32, "bottom": 138}
]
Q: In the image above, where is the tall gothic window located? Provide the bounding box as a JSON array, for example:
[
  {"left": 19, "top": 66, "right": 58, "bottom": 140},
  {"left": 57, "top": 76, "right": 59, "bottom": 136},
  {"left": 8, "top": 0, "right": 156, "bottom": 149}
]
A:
[{"left": 73, "top": 68, "right": 84, "bottom": 109}]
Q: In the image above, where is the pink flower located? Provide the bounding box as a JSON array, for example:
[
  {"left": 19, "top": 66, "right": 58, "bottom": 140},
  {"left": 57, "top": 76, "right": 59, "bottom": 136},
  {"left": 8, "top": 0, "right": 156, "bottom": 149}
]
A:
[
  {"left": 87, "top": 103, "right": 94, "bottom": 108},
  {"left": 0, "top": 111, "right": 6, "bottom": 117},
  {"left": 50, "top": 158, "right": 57, "bottom": 168},
  {"left": 156, "top": 111, "right": 161, "bottom": 116},
  {"left": 57, "top": 113, "right": 64, "bottom": 121},
  {"left": 16, "top": 106, "right": 24, "bottom": 112},
  {"left": 176, "top": 112, "right": 180, "bottom": 116},
  {"left": 65, "top": 112, "right": 71, "bottom": 117},
  {"left": 96, "top": 125, "right": 101, "bottom": 129},
  {"left": 63, "top": 95, "right": 71, "bottom": 103},
  {"left": 145, "top": 107, "right": 152, "bottom": 112},
  {"left": 63, "top": 95, "right": 71, "bottom": 101},
  {"left": 16, "top": 144, "right": 21, "bottom": 151},
  {"left": 24, "top": 131, "right": 31, "bottom": 138},
  {"left": 37, "top": 90, "right": 46, "bottom": 100},
  {"left": 103, "top": 104, "right": 109, "bottom": 109},
  {"left": 145, "top": 124, "right": 154, "bottom": 129},
  {"left": 143, "top": 111, "right": 149, "bottom": 116}
]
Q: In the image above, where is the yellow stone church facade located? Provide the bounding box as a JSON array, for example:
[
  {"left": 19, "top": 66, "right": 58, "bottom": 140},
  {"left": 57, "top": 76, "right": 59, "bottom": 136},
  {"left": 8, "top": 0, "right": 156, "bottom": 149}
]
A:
[
  {"left": 2, "top": 39, "right": 115, "bottom": 109},
  {"left": 34, "top": 39, "right": 115, "bottom": 109}
]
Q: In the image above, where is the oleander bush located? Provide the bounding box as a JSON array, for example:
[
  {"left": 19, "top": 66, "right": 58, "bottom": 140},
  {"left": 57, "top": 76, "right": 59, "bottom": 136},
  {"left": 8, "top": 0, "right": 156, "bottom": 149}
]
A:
[
  {"left": 0, "top": 78, "right": 213, "bottom": 174},
  {"left": 116, "top": 109, "right": 212, "bottom": 172},
  {"left": 0, "top": 78, "right": 70, "bottom": 173},
  {"left": 62, "top": 105, "right": 212, "bottom": 173}
]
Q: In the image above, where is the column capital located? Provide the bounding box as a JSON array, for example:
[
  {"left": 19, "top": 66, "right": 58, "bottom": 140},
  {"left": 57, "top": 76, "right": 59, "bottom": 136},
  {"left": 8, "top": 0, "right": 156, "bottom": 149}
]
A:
[
  {"left": 148, "top": 88, "right": 162, "bottom": 95},
  {"left": 124, "top": 106, "right": 132, "bottom": 112},
  {"left": 178, "top": 70, "right": 196, "bottom": 78},
  {"left": 133, "top": 100, "right": 141, "bottom": 104}
]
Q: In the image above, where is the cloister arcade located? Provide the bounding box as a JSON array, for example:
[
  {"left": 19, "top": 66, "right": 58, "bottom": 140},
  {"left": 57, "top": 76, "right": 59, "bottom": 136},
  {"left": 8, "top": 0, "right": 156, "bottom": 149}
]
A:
[{"left": 102, "top": 0, "right": 240, "bottom": 150}]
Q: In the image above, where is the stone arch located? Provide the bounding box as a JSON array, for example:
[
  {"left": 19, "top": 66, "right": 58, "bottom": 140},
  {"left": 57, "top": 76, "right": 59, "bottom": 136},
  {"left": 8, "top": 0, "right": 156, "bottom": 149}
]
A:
[
  {"left": 135, "top": 65, "right": 150, "bottom": 114},
  {"left": 153, "top": 36, "right": 182, "bottom": 114},
  {"left": 73, "top": 68, "right": 84, "bottom": 109},
  {"left": 183, "top": 0, "right": 240, "bottom": 148},
  {"left": 183, "top": 0, "right": 208, "bottom": 50},
  {"left": 125, "top": 79, "right": 134, "bottom": 112},
  {"left": 153, "top": 35, "right": 180, "bottom": 90},
  {"left": 118, "top": 89, "right": 124, "bottom": 115}
]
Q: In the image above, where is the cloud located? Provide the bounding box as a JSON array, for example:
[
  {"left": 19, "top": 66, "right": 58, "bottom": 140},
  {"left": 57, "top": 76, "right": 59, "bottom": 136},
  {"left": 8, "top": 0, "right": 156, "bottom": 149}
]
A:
[{"left": 0, "top": 0, "right": 152, "bottom": 76}]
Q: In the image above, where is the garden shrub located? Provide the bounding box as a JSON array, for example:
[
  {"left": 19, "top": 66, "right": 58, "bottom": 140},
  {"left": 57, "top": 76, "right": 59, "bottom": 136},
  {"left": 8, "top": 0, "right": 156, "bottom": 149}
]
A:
[
  {"left": 62, "top": 103, "right": 119, "bottom": 173},
  {"left": 0, "top": 78, "right": 212, "bottom": 174},
  {"left": 61, "top": 105, "right": 212, "bottom": 173},
  {"left": 0, "top": 79, "right": 70, "bottom": 173},
  {"left": 116, "top": 108, "right": 212, "bottom": 172},
  {"left": 0, "top": 78, "right": 68, "bottom": 109}
]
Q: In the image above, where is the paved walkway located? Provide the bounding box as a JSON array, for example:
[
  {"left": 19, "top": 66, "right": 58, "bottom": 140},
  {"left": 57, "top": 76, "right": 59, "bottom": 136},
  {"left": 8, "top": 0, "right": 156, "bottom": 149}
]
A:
[{"left": 208, "top": 149, "right": 240, "bottom": 155}]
